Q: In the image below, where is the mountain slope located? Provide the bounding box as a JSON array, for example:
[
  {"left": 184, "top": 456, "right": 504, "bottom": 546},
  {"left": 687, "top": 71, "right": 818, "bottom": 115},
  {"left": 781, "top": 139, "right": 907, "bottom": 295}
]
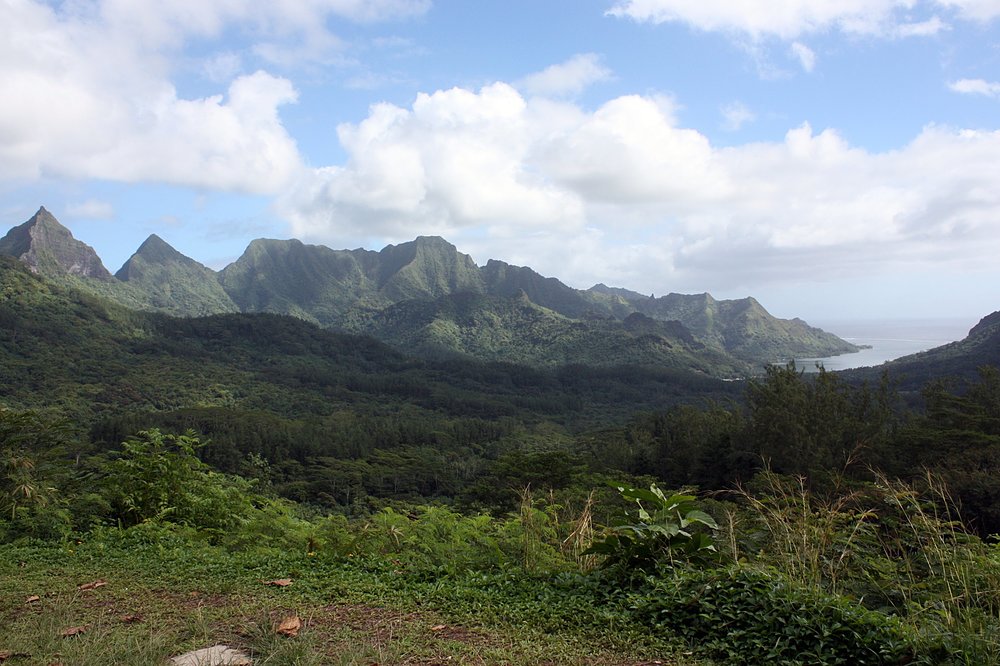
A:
[
  {"left": 355, "top": 291, "right": 749, "bottom": 376},
  {"left": 218, "top": 238, "right": 386, "bottom": 325},
  {"left": 116, "top": 234, "right": 238, "bottom": 316},
  {"left": 0, "top": 257, "right": 734, "bottom": 423}
]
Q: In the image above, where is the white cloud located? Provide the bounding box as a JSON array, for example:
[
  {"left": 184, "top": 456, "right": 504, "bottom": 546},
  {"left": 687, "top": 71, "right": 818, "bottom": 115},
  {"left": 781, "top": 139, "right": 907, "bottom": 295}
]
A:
[
  {"left": 949, "top": 78, "right": 1000, "bottom": 96},
  {"left": 720, "top": 102, "right": 756, "bottom": 131},
  {"left": 606, "top": 1, "right": 982, "bottom": 40},
  {"left": 282, "top": 82, "right": 1000, "bottom": 295},
  {"left": 517, "top": 54, "right": 614, "bottom": 98},
  {"left": 281, "top": 83, "right": 585, "bottom": 243},
  {"left": 893, "top": 16, "right": 949, "bottom": 35},
  {"left": 66, "top": 200, "right": 115, "bottom": 220},
  {"left": 202, "top": 52, "right": 244, "bottom": 83},
  {"left": 606, "top": 0, "right": 914, "bottom": 39},
  {"left": 935, "top": 0, "right": 1000, "bottom": 21},
  {"left": 0, "top": 0, "right": 430, "bottom": 192},
  {"left": 790, "top": 42, "right": 816, "bottom": 72}
]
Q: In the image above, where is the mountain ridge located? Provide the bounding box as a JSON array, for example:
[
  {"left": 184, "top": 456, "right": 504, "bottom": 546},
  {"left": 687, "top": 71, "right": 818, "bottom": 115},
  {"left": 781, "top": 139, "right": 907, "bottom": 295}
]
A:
[{"left": 0, "top": 207, "right": 860, "bottom": 373}]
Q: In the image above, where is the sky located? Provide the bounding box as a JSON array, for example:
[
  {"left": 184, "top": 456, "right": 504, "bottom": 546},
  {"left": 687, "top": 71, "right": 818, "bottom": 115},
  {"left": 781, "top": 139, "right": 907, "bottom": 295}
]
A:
[{"left": 2, "top": 0, "right": 1000, "bottom": 325}]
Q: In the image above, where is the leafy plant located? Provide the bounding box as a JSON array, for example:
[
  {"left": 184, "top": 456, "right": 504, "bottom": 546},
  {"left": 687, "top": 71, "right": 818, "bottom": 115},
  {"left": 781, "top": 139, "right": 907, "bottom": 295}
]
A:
[
  {"left": 632, "top": 566, "right": 933, "bottom": 665},
  {"left": 586, "top": 483, "right": 719, "bottom": 571},
  {"left": 103, "top": 428, "right": 256, "bottom": 533}
]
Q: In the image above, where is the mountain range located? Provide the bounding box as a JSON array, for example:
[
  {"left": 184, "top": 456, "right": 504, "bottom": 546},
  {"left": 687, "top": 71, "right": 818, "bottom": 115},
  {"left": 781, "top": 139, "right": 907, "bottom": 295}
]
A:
[{"left": 0, "top": 207, "right": 860, "bottom": 375}]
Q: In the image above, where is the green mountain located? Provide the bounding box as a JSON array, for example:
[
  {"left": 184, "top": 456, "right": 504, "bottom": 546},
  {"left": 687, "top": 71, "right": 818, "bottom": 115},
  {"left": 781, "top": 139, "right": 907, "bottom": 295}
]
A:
[
  {"left": 0, "top": 255, "right": 732, "bottom": 426},
  {"left": 116, "top": 234, "right": 238, "bottom": 316},
  {"left": 1, "top": 208, "right": 859, "bottom": 373},
  {"left": 481, "top": 261, "right": 632, "bottom": 319},
  {"left": 217, "top": 236, "right": 485, "bottom": 326},
  {"left": 0, "top": 206, "right": 112, "bottom": 280},
  {"left": 217, "top": 234, "right": 855, "bottom": 368},
  {"left": 354, "top": 291, "right": 749, "bottom": 376},
  {"left": 590, "top": 288, "right": 857, "bottom": 363}
]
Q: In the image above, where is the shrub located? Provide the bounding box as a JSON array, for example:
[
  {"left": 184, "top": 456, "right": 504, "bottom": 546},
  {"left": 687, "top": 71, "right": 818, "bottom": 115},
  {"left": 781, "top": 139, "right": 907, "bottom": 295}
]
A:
[
  {"left": 103, "top": 429, "right": 256, "bottom": 533},
  {"left": 633, "top": 566, "right": 938, "bottom": 665}
]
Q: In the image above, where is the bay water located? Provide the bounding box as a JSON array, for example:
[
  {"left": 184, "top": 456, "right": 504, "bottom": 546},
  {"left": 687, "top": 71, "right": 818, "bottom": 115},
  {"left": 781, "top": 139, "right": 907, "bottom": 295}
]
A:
[{"left": 794, "top": 318, "right": 974, "bottom": 373}]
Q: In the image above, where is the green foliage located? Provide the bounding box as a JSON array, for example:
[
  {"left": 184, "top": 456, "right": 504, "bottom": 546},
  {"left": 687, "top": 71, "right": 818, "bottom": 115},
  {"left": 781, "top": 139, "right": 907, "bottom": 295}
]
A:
[
  {"left": 0, "top": 407, "right": 74, "bottom": 541},
  {"left": 632, "top": 566, "right": 930, "bottom": 665},
  {"left": 884, "top": 366, "right": 1000, "bottom": 535},
  {"left": 746, "top": 364, "right": 894, "bottom": 476},
  {"left": 728, "top": 470, "right": 1000, "bottom": 663},
  {"left": 587, "top": 483, "right": 719, "bottom": 571},
  {"left": 103, "top": 429, "right": 256, "bottom": 532},
  {"left": 644, "top": 402, "right": 751, "bottom": 488}
]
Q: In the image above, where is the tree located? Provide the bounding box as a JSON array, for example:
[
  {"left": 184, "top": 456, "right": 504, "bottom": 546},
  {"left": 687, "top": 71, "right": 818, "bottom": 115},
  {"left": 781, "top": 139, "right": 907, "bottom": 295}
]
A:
[{"left": 104, "top": 429, "right": 255, "bottom": 531}]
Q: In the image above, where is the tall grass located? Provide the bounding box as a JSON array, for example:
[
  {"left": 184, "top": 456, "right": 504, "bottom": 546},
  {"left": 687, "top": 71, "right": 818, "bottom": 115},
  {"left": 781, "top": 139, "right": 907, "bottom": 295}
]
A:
[{"left": 726, "top": 468, "right": 1000, "bottom": 663}]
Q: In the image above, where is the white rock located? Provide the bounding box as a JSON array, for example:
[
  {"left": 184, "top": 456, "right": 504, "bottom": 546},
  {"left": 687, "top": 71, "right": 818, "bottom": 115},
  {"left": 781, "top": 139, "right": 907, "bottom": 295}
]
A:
[{"left": 170, "top": 644, "right": 252, "bottom": 666}]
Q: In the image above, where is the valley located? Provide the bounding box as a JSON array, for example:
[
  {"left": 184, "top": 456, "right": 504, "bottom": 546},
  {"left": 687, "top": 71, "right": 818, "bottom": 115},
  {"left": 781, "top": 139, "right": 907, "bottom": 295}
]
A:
[{"left": 2, "top": 207, "right": 1000, "bottom": 664}]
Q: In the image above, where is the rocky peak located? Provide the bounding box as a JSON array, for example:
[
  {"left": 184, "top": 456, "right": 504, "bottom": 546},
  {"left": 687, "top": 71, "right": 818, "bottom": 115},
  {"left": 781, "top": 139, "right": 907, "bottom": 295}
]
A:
[{"left": 0, "top": 207, "right": 112, "bottom": 279}]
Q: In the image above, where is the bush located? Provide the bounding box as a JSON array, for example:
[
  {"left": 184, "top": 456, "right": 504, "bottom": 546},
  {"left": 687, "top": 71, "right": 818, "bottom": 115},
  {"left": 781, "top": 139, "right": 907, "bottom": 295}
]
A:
[
  {"left": 103, "top": 429, "right": 257, "bottom": 533},
  {"left": 632, "top": 566, "right": 940, "bottom": 665}
]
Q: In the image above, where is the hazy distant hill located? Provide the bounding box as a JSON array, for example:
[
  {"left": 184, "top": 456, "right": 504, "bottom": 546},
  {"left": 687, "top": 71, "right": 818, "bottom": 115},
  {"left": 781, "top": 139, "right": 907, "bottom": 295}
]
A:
[
  {"left": 353, "top": 291, "right": 750, "bottom": 375},
  {"left": 631, "top": 292, "right": 855, "bottom": 363},
  {"left": 0, "top": 207, "right": 859, "bottom": 373}
]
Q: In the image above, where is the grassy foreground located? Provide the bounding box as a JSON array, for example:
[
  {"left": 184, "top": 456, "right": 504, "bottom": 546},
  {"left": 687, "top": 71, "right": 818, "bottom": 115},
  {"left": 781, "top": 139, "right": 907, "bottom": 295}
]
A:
[{"left": 0, "top": 534, "right": 705, "bottom": 666}]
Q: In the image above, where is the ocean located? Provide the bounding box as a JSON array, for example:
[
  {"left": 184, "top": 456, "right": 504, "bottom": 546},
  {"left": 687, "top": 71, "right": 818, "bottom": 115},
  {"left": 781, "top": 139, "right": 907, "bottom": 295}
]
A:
[{"left": 794, "top": 318, "right": 976, "bottom": 373}]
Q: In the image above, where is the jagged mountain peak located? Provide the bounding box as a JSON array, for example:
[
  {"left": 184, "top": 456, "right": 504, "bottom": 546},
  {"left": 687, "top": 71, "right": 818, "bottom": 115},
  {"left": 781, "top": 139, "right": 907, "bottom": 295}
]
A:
[
  {"left": 0, "top": 206, "right": 112, "bottom": 279},
  {"left": 0, "top": 207, "right": 861, "bottom": 370},
  {"left": 376, "top": 235, "right": 482, "bottom": 300}
]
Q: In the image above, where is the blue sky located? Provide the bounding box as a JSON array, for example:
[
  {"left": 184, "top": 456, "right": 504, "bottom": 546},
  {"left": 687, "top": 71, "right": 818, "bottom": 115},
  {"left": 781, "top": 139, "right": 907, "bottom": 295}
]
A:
[{"left": 2, "top": 0, "right": 1000, "bottom": 326}]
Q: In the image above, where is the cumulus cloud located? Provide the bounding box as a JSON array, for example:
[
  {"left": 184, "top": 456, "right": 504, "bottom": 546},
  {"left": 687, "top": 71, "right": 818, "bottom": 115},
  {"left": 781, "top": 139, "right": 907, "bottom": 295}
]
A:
[
  {"left": 949, "top": 78, "right": 1000, "bottom": 97},
  {"left": 0, "top": 0, "right": 429, "bottom": 192},
  {"left": 282, "top": 81, "right": 1000, "bottom": 295},
  {"left": 936, "top": 0, "right": 1000, "bottom": 21},
  {"left": 280, "top": 83, "right": 585, "bottom": 242},
  {"left": 517, "top": 53, "right": 614, "bottom": 98}
]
